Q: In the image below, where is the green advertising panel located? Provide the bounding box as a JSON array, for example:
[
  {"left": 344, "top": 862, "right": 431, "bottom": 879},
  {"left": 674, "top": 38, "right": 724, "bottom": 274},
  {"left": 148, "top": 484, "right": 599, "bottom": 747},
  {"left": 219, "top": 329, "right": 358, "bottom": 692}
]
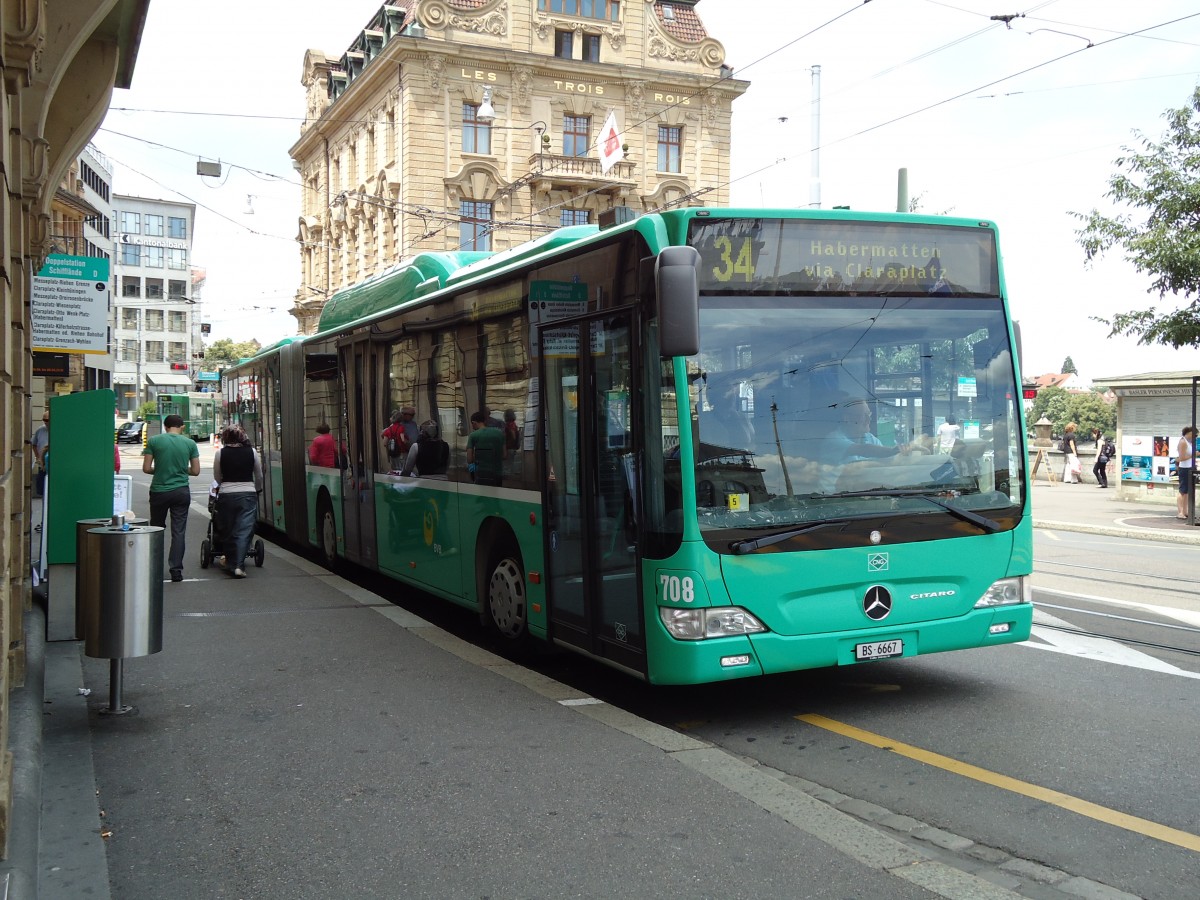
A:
[{"left": 47, "top": 389, "right": 117, "bottom": 564}]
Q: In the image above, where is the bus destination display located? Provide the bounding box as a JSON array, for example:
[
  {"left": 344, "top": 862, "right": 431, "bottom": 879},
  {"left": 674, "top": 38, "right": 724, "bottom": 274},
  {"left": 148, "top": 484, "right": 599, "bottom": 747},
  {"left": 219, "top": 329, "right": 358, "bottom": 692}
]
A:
[{"left": 688, "top": 218, "right": 1000, "bottom": 297}]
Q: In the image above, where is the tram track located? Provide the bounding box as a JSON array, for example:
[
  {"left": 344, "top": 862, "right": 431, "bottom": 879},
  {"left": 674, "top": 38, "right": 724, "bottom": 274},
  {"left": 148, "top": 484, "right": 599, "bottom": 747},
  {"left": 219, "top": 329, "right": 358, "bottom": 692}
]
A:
[
  {"left": 1034, "top": 557, "right": 1200, "bottom": 602},
  {"left": 1033, "top": 599, "right": 1200, "bottom": 659}
]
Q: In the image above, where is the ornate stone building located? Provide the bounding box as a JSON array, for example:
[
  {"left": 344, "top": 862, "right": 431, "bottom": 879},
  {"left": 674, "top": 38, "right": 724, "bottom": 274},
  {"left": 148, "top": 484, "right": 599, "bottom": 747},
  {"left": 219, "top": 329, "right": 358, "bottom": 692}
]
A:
[
  {"left": 290, "top": 0, "right": 748, "bottom": 333},
  {"left": 0, "top": 0, "right": 149, "bottom": 868}
]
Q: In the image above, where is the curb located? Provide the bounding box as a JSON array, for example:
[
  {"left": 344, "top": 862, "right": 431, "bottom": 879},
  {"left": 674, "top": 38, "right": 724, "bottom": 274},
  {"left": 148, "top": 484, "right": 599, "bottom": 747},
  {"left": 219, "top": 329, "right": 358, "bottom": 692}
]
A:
[{"left": 1032, "top": 518, "right": 1200, "bottom": 546}]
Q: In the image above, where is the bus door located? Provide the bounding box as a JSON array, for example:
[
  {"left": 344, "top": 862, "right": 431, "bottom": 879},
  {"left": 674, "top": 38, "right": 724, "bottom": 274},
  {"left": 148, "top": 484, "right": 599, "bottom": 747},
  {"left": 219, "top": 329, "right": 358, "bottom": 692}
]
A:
[
  {"left": 540, "top": 310, "right": 644, "bottom": 675},
  {"left": 338, "top": 340, "right": 378, "bottom": 566}
]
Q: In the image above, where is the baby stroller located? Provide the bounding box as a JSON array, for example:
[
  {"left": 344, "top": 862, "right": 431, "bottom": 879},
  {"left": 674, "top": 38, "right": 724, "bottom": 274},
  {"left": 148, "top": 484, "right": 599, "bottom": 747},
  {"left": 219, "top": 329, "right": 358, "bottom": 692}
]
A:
[{"left": 200, "top": 482, "right": 265, "bottom": 569}]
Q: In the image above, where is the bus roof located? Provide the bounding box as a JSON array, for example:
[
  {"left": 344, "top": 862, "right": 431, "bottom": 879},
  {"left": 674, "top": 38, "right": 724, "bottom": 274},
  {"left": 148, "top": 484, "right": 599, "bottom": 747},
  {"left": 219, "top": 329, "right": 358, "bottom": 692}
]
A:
[{"left": 316, "top": 251, "right": 490, "bottom": 334}]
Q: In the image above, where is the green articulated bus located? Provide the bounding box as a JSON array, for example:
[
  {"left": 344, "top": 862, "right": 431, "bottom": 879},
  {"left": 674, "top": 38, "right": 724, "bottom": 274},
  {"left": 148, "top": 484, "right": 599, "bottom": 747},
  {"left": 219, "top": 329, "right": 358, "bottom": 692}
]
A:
[
  {"left": 153, "top": 392, "right": 217, "bottom": 441},
  {"left": 222, "top": 208, "right": 1033, "bottom": 685}
]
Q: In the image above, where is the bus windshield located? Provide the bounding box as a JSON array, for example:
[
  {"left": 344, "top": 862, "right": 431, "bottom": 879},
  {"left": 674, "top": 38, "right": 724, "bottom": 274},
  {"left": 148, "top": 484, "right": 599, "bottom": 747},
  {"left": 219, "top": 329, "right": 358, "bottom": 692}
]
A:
[{"left": 688, "top": 294, "right": 1025, "bottom": 542}]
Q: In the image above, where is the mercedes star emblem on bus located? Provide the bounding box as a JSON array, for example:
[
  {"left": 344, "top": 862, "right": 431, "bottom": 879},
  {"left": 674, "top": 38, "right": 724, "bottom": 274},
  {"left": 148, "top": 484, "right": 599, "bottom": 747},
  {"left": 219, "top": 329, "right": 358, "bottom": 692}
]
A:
[{"left": 863, "top": 586, "right": 892, "bottom": 621}]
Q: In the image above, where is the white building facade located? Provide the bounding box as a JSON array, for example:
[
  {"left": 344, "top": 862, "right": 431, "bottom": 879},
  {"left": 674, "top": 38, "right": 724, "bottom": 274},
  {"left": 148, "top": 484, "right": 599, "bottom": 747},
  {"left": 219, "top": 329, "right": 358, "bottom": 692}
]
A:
[{"left": 111, "top": 196, "right": 198, "bottom": 414}]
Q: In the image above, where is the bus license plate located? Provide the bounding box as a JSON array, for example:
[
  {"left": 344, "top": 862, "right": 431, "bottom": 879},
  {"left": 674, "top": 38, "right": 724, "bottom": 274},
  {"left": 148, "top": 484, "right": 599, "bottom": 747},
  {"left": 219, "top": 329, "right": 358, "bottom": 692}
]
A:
[{"left": 855, "top": 639, "right": 903, "bottom": 661}]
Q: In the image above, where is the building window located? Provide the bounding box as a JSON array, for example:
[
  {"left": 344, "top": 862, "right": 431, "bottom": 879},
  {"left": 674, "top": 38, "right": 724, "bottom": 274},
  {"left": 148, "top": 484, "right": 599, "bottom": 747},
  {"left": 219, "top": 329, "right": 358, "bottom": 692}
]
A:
[
  {"left": 120, "top": 339, "right": 138, "bottom": 362},
  {"left": 145, "top": 246, "right": 164, "bottom": 268},
  {"left": 564, "top": 115, "right": 590, "bottom": 157},
  {"left": 583, "top": 34, "right": 601, "bottom": 62},
  {"left": 120, "top": 243, "right": 140, "bottom": 266},
  {"left": 146, "top": 278, "right": 164, "bottom": 299},
  {"left": 167, "top": 248, "right": 187, "bottom": 269},
  {"left": 168, "top": 311, "right": 187, "bottom": 332},
  {"left": 554, "top": 29, "right": 573, "bottom": 59},
  {"left": 462, "top": 103, "right": 492, "bottom": 155},
  {"left": 658, "top": 125, "right": 682, "bottom": 173},
  {"left": 168, "top": 280, "right": 187, "bottom": 300},
  {"left": 168, "top": 341, "right": 187, "bottom": 362},
  {"left": 121, "top": 277, "right": 141, "bottom": 298},
  {"left": 119, "top": 211, "right": 140, "bottom": 234},
  {"left": 121, "top": 308, "right": 139, "bottom": 330},
  {"left": 539, "top": 0, "right": 619, "bottom": 21},
  {"left": 145, "top": 215, "right": 164, "bottom": 237},
  {"left": 561, "top": 208, "right": 590, "bottom": 226},
  {"left": 145, "top": 341, "right": 164, "bottom": 363},
  {"left": 459, "top": 200, "right": 493, "bottom": 251},
  {"left": 168, "top": 216, "right": 187, "bottom": 239},
  {"left": 145, "top": 309, "right": 164, "bottom": 331}
]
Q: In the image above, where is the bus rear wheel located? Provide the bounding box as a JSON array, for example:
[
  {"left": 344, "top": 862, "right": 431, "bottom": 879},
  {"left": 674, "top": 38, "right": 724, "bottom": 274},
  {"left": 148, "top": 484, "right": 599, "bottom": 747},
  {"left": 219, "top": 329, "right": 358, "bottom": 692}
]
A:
[{"left": 486, "top": 551, "right": 527, "bottom": 641}]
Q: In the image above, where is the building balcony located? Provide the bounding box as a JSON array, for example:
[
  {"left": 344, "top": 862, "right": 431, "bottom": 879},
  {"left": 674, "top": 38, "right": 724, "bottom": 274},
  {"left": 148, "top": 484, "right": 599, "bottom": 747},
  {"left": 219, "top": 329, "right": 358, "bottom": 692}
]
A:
[{"left": 527, "top": 153, "right": 637, "bottom": 206}]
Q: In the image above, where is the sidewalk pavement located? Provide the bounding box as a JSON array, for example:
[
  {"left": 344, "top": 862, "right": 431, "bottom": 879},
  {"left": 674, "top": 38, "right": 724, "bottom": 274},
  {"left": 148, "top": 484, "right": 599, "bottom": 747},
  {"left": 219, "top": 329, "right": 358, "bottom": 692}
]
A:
[
  {"left": 30, "top": 483, "right": 943, "bottom": 900},
  {"left": 12, "top": 460, "right": 1197, "bottom": 899},
  {"left": 1029, "top": 474, "right": 1200, "bottom": 545}
]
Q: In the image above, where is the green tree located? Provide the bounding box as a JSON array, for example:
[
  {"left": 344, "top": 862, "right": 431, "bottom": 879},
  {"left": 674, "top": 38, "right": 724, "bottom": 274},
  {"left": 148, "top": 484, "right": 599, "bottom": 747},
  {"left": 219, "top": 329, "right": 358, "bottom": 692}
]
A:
[
  {"left": 203, "top": 338, "right": 261, "bottom": 367},
  {"left": 1067, "top": 391, "right": 1116, "bottom": 440},
  {"left": 1061, "top": 356, "right": 1077, "bottom": 375},
  {"left": 1024, "top": 386, "right": 1115, "bottom": 439},
  {"left": 1074, "top": 87, "right": 1200, "bottom": 348}
]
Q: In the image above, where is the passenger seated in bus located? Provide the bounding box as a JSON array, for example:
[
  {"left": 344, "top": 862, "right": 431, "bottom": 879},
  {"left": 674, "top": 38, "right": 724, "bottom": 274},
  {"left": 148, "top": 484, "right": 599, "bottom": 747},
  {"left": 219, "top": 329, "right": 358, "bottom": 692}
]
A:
[
  {"left": 308, "top": 422, "right": 338, "bottom": 467},
  {"left": 466, "top": 410, "right": 505, "bottom": 486},
  {"left": 699, "top": 379, "right": 755, "bottom": 453},
  {"left": 400, "top": 420, "right": 450, "bottom": 479}
]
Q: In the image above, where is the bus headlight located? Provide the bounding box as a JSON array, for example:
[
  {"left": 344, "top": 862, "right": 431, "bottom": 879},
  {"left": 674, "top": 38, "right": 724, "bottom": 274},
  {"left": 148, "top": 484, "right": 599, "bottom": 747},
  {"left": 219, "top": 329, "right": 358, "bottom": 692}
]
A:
[
  {"left": 973, "top": 576, "right": 1030, "bottom": 608},
  {"left": 659, "top": 606, "right": 767, "bottom": 641}
]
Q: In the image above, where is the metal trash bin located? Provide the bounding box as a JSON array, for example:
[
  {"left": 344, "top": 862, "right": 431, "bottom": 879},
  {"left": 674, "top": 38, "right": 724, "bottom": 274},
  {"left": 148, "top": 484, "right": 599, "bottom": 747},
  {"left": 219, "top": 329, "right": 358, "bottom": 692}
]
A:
[
  {"left": 80, "top": 525, "right": 164, "bottom": 660},
  {"left": 76, "top": 517, "right": 147, "bottom": 640}
]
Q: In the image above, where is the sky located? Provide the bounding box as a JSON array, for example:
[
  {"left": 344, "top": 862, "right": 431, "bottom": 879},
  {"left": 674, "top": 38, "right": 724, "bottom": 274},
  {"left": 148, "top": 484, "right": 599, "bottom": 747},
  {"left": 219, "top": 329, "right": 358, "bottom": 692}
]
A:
[{"left": 94, "top": 0, "right": 1200, "bottom": 384}]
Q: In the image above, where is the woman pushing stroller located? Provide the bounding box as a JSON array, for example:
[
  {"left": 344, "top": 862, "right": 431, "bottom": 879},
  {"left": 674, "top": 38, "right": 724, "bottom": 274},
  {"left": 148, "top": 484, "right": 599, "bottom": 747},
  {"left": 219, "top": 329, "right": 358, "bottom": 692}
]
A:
[{"left": 212, "top": 424, "right": 262, "bottom": 578}]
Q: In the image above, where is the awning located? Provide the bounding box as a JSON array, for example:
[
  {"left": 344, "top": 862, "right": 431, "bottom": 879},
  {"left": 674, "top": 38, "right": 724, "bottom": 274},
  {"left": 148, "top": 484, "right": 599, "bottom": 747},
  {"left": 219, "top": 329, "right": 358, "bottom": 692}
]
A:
[{"left": 146, "top": 373, "right": 192, "bottom": 386}]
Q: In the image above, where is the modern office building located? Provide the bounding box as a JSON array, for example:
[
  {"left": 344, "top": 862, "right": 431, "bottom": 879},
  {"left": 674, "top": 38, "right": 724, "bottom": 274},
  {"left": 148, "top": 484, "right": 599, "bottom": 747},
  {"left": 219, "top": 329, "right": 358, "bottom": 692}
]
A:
[
  {"left": 289, "top": 0, "right": 749, "bottom": 332},
  {"left": 110, "top": 196, "right": 198, "bottom": 414},
  {"left": 35, "top": 144, "right": 117, "bottom": 406}
]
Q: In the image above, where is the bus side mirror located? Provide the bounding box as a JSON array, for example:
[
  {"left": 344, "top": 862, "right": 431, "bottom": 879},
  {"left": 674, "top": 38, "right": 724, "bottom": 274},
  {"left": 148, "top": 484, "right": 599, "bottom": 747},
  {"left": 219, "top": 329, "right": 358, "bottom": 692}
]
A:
[{"left": 655, "top": 246, "right": 700, "bottom": 358}]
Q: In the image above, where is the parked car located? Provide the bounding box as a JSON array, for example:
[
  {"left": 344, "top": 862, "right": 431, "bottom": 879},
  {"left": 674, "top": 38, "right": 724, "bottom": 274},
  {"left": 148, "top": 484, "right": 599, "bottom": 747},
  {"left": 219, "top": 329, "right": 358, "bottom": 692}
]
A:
[{"left": 116, "top": 421, "right": 146, "bottom": 444}]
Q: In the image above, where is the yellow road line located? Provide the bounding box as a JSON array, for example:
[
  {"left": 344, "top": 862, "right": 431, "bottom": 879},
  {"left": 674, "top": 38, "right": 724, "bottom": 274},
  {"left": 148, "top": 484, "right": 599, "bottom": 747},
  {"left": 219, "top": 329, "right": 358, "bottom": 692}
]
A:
[{"left": 797, "top": 713, "right": 1200, "bottom": 854}]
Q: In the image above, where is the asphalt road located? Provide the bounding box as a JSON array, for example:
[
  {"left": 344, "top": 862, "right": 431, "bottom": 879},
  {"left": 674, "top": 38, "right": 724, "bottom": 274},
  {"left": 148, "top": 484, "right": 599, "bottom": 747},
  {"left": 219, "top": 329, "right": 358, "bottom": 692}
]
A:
[{"left": 111, "top": 458, "right": 1200, "bottom": 899}]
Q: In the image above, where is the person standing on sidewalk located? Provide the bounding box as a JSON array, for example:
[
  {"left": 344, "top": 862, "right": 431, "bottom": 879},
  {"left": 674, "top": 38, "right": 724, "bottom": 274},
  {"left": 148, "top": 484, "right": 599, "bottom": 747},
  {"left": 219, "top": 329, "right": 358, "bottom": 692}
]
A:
[
  {"left": 213, "top": 424, "right": 262, "bottom": 578},
  {"left": 31, "top": 410, "right": 49, "bottom": 498},
  {"left": 143, "top": 414, "right": 201, "bottom": 582},
  {"left": 1060, "top": 423, "right": 1082, "bottom": 484},
  {"left": 1176, "top": 425, "right": 1195, "bottom": 519},
  {"left": 1090, "top": 427, "right": 1110, "bottom": 488}
]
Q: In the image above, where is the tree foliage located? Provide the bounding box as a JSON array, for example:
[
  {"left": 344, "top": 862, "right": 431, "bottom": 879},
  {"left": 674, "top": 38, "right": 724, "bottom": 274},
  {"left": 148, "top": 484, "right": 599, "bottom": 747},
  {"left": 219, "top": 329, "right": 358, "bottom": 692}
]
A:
[
  {"left": 1024, "top": 386, "right": 1116, "bottom": 439},
  {"left": 1073, "top": 87, "right": 1200, "bottom": 348},
  {"left": 1061, "top": 356, "right": 1077, "bottom": 375},
  {"left": 203, "top": 338, "right": 262, "bottom": 367}
]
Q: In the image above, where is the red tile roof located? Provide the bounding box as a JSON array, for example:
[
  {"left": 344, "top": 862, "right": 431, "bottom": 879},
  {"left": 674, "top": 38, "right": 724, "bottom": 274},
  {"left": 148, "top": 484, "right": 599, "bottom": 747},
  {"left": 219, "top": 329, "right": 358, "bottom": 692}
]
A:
[{"left": 656, "top": 2, "right": 709, "bottom": 43}]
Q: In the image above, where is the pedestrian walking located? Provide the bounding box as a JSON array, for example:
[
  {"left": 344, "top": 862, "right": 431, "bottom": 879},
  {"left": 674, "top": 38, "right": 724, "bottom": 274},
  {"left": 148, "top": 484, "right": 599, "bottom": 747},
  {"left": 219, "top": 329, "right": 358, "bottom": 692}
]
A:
[
  {"left": 1061, "top": 422, "right": 1081, "bottom": 484},
  {"left": 142, "top": 413, "right": 201, "bottom": 582},
  {"left": 213, "top": 424, "right": 262, "bottom": 578},
  {"left": 1091, "top": 427, "right": 1110, "bottom": 488}
]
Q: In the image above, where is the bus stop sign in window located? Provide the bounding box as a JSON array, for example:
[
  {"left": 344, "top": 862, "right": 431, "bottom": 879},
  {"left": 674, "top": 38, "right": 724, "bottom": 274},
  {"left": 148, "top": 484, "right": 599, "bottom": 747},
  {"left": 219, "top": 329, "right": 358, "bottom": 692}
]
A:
[{"left": 688, "top": 218, "right": 1000, "bottom": 297}]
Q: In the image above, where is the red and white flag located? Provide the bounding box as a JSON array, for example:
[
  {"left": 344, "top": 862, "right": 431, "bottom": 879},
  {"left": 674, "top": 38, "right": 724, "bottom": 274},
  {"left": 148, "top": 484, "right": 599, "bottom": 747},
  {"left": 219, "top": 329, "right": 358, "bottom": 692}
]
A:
[{"left": 597, "top": 110, "right": 624, "bottom": 175}]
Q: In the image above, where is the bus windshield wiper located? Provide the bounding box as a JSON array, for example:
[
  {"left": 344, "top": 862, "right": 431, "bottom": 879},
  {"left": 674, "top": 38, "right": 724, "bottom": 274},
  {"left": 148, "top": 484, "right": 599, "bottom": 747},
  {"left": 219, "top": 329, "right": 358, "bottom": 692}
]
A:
[
  {"left": 825, "top": 489, "right": 1001, "bottom": 534},
  {"left": 729, "top": 520, "right": 840, "bottom": 554}
]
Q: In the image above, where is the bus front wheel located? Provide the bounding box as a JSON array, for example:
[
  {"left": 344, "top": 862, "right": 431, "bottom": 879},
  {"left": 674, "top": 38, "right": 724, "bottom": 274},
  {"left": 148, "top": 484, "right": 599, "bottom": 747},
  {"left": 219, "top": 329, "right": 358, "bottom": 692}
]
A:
[{"left": 485, "top": 550, "right": 527, "bottom": 641}]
